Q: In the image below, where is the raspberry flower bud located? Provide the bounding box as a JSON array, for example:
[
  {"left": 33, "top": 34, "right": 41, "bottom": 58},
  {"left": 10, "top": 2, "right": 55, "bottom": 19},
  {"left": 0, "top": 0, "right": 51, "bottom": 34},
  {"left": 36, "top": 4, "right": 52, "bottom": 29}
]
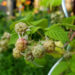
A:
[
  {"left": 13, "top": 48, "right": 21, "bottom": 58},
  {"left": 15, "top": 38, "right": 27, "bottom": 52},
  {"left": 32, "top": 45, "right": 45, "bottom": 58},
  {"left": 43, "top": 40, "right": 55, "bottom": 52},
  {"left": 15, "top": 22, "right": 28, "bottom": 34}
]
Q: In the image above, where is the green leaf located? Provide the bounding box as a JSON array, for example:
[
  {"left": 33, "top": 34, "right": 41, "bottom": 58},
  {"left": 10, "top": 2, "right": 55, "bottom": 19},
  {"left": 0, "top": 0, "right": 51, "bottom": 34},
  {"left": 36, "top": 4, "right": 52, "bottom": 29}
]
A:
[
  {"left": 61, "top": 16, "right": 75, "bottom": 24},
  {"left": 34, "top": 57, "right": 47, "bottom": 66},
  {"left": 26, "top": 26, "right": 41, "bottom": 35},
  {"left": 57, "top": 16, "right": 75, "bottom": 30},
  {"left": 52, "top": 61, "right": 68, "bottom": 75},
  {"left": 50, "top": 0, "right": 61, "bottom": 7},
  {"left": 50, "top": 23, "right": 75, "bottom": 31},
  {"left": 69, "top": 55, "right": 75, "bottom": 72},
  {"left": 31, "top": 19, "right": 48, "bottom": 28},
  {"left": 9, "top": 31, "right": 18, "bottom": 45},
  {"left": 30, "top": 26, "right": 41, "bottom": 34},
  {"left": 70, "top": 40, "right": 75, "bottom": 49},
  {"left": 57, "top": 23, "right": 75, "bottom": 30},
  {"left": 45, "top": 25, "right": 69, "bottom": 43},
  {"left": 40, "top": 0, "right": 61, "bottom": 8},
  {"left": 25, "top": 56, "right": 47, "bottom": 68},
  {"left": 68, "top": 72, "right": 75, "bottom": 75}
]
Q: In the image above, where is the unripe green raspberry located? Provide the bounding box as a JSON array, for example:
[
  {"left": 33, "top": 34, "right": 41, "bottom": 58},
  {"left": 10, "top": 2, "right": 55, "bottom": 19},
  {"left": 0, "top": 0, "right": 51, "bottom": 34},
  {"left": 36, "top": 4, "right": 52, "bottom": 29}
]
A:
[
  {"left": 43, "top": 40, "right": 55, "bottom": 52},
  {"left": 0, "top": 40, "right": 8, "bottom": 47},
  {"left": 13, "top": 48, "right": 21, "bottom": 58},
  {"left": 24, "top": 50, "right": 34, "bottom": 61},
  {"left": 15, "top": 38, "right": 27, "bottom": 52},
  {"left": 51, "top": 13, "right": 56, "bottom": 19},
  {"left": 32, "top": 45, "right": 45, "bottom": 58},
  {"left": 1, "top": 32, "right": 10, "bottom": 40},
  {"left": 15, "top": 22, "right": 28, "bottom": 34},
  {"left": 55, "top": 11, "right": 62, "bottom": 15}
]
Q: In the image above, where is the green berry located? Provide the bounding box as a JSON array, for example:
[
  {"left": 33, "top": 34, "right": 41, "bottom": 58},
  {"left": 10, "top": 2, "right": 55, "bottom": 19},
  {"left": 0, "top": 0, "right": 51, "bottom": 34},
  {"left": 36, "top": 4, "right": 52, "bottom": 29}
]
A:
[
  {"left": 32, "top": 45, "right": 45, "bottom": 58},
  {"left": 24, "top": 49, "right": 34, "bottom": 61},
  {"left": 13, "top": 48, "right": 21, "bottom": 58},
  {"left": 15, "top": 22, "right": 28, "bottom": 34},
  {"left": 0, "top": 40, "right": 8, "bottom": 47},
  {"left": 43, "top": 40, "right": 55, "bottom": 52}
]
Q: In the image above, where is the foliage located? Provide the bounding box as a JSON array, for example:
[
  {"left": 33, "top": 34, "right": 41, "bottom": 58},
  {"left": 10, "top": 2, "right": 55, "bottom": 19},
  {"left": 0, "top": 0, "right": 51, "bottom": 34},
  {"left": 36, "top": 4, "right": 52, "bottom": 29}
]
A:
[
  {"left": 1, "top": 1, "right": 75, "bottom": 74},
  {"left": 0, "top": 13, "right": 57, "bottom": 75},
  {"left": 7, "top": 13, "right": 75, "bottom": 75},
  {"left": 0, "top": 49, "right": 57, "bottom": 75},
  {"left": 51, "top": 61, "right": 69, "bottom": 75},
  {"left": 51, "top": 55, "right": 75, "bottom": 75},
  {"left": 45, "top": 25, "right": 69, "bottom": 43},
  {"left": 0, "top": 12, "right": 11, "bottom": 37},
  {"left": 40, "top": 0, "right": 62, "bottom": 9}
]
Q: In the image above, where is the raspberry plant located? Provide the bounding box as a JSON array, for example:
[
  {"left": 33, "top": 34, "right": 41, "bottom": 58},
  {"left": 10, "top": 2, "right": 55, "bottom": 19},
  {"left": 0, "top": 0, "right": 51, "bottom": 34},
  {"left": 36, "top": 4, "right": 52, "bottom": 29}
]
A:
[
  {"left": 8, "top": 12, "right": 75, "bottom": 75},
  {"left": 0, "top": 0, "right": 75, "bottom": 75}
]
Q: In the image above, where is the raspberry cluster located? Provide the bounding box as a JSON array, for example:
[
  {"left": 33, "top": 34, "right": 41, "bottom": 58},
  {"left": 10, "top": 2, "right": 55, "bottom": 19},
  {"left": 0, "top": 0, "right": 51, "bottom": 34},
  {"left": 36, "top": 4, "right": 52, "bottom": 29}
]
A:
[
  {"left": 13, "top": 22, "right": 28, "bottom": 58},
  {"left": 13, "top": 22, "right": 64, "bottom": 61},
  {"left": 13, "top": 38, "right": 27, "bottom": 58}
]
